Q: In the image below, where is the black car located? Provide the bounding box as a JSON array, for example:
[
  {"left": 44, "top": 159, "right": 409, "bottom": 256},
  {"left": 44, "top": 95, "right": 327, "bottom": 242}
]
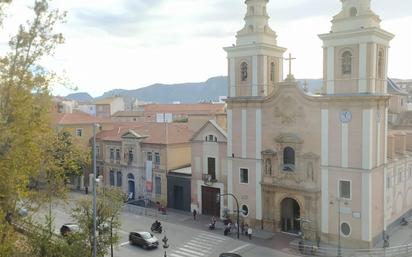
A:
[
  {"left": 219, "top": 254, "right": 242, "bottom": 257},
  {"left": 129, "top": 231, "right": 159, "bottom": 249},
  {"left": 60, "top": 223, "right": 79, "bottom": 236}
]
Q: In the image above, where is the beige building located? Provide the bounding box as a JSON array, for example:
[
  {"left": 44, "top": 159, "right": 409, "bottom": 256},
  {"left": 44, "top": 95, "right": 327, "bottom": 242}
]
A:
[
  {"left": 198, "top": 0, "right": 412, "bottom": 249},
  {"left": 95, "top": 96, "right": 125, "bottom": 118},
  {"left": 95, "top": 122, "right": 192, "bottom": 206},
  {"left": 52, "top": 111, "right": 113, "bottom": 189},
  {"left": 190, "top": 120, "right": 228, "bottom": 217}
]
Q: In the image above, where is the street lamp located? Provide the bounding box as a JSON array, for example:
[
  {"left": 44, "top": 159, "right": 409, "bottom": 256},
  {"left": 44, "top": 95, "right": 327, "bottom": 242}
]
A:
[
  {"left": 217, "top": 193, "right": 240, "bottom": 239},
  {"left": 162, "top": 235, "right": 169, "bottom": 257},
  {"left": 92, "top": 123, "right": 100, "bottom": 257}
]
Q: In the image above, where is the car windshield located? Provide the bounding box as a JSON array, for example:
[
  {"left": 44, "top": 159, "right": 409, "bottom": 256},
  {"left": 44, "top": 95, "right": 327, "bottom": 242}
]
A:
[{"left": 140, "top": 232, "right": 152, "bottom": 239}]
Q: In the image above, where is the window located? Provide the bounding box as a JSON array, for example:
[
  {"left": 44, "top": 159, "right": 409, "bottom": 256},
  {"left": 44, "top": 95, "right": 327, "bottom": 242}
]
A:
[
  {"left": 154, "top": 152, "right": 160, "bottom": 165},
  {"left": 350, "top": 7, "right": 357, "bottom": 17},
  {"left": 240, "top": 168, "right": 248, "bottom": 184},
  {"left": 207, "top": 157, "right": 216, "bottom": 180},
  {"left": 109, "top": 170, "right": 115, "bottom": 186},
  {"left": 339, "top": 180, "right": 351, "bottom": 199},
  {"left": 265, "top": 159, "right": 272, "bottom": 175},
  {"left": 342, "top": 51, "right": 352, "bottom": 75},
  {"left": 341, "top": 222, "right": 351, "bottom": 236},
  {"left": 283, "top": 147, "right": 295, "bottom": 171},
  {"left": 241, "top": 204, "right": 249, "bottom": 217},
  {"left": 386, "top": 176, "right": 391, "bottom": 189},
  {"left": 147, "top": 152, "right": 152, "bottom": 161},
  {"left": 206, "top": 135, "right": 217, "bottom": 142},
  {"left": 378, "top": 50, "right": 385, "bottom": 79},
  {"left": 115, "top": 149, "right": 121, "bottom": 161},
  {"left": 116, "top": 171, "right": 122, "bottom": 187},
  {"left": 241, "top": 62, "right": 248, "bottom": 81},
  {"left": 155, "top": 176, "right": 161, "bottom": 195},
  {"left": 110, "top": 148, "right": 114, "bottom": 161},
  {"left": 270, "top": 62, "right": 275, "bottom": 81},
  {"left": 75, "top": 128, "right": 83, "bottom": 137},
  {"left": 128, "top": 150, "right": 134, "bottom": 164}
]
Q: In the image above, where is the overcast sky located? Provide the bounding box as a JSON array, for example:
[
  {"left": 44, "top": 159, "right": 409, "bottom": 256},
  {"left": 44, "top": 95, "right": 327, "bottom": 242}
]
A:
[{"left": 1, "top": 0, "right": 411, "bottom": 97}]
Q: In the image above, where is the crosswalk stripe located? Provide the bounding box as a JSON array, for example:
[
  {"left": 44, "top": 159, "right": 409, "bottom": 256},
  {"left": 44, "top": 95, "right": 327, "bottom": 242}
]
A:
[
  {"left": 170, "top": 254, "right": 185, "bottom": 257},
  {"left": 174, "top": 250, "right": 199, "bottom": 257},
  {"left": 192, "top": 237, "right": 221, "bottom": 244},
  {"left": 196, "top": 235, "right": 222, "bottom": 243},
  {"left": 186, "top": 242, "right": 211, "bottom": 250},
  {"left": 200, "top": 233, "right": 225, "bottom": 240},
  {"left": 183, "top": 245, "right": 209, "bottom": 253},
  {"left": 177, "top": 247, "right": 205, "bottom": 256},
  {"left": 190, "top": 239, "right": 216, "bottom": 247}
]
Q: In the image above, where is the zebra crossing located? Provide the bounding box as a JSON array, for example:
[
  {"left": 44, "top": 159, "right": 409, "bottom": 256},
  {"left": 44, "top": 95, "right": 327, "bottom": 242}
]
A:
[{"left": 169, "top": 232, "right": 226, "bottom": 257}]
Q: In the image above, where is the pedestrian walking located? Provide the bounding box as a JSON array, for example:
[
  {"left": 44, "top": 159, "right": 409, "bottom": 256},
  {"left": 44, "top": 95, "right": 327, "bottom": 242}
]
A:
[
  {"left": 244, "top": 224, "right": 249, "bottom": 236},
  {"left": 241, "top": 221, "right": 245, "bottom": 234},
  {"left": 193, "top": 209, "right": 197, "bottom": 220},
  {"left": 247, "top": 227, "right": 252, "bottom": 240}
]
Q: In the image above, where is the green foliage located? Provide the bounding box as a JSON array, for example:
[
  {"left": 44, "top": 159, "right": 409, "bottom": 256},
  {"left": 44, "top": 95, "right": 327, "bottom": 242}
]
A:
[
  {"left": 71, "top": 187, "right": 124, "bottom": 257},
  {"left": 0, "top": 0, "right": 66, "bottom": 256}
]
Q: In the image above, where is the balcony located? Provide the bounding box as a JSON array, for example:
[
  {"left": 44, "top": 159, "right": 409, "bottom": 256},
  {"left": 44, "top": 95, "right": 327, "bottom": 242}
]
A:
[{"left": 202, "top": 174, "right": 217, "bottom": 185}]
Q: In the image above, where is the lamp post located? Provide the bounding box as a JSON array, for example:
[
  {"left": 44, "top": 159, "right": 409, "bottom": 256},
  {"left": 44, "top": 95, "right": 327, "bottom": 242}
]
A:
[
  {"left": 337, "top": 197, "right": 342, "bottom": 257},
  {"left": 218, "top": 193, "right": 240, "bottom": 239},
  {"left": 92, "top": 123, "right": 100, "bottom": 257},
  {"left": 162, "top": 235, "right": 169, "bottom": 257}
]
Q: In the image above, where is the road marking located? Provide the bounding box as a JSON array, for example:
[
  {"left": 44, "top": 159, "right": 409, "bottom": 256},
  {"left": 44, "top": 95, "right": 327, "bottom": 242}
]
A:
[
  {"left": 228, "top": 244, "right": 250, "bottom": 253},
  {"left": 197, "top": 235, "right": 222, "bottom": 243},
  {"left": 174, "top": 250, "right": 200, "bottom": 257},
  {"left": 189, "top": 239, "right": 215, "bottom": 247},
  {"left": 170, "top": 254, "right": 185, "bottom": 257},
  {"left": 199, "top": 233, "right": 225, "bottom": 240},
  {"left": 191, "top": 237, "right": 219, "bottom": 244},
  {"left": 178, "top": 247, "right": 205, "bottom": 256},
  {"left": 119, "top": 241, "right": 130, "bottom": 247},
  {"left": 186, "top": 242, "right": 211, "bottom": 250},
  {"left": 183, "top": 245, "right": 209, "bottom": 253}
]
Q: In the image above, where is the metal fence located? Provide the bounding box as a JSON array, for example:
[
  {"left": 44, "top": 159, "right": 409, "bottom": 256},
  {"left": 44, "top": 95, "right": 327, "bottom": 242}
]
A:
[
  {"left": 122, "top": 204, "right": 168, "bottom": 221},
  {"left": 290, "top": 241, "right": 412, "bottom": 257}
]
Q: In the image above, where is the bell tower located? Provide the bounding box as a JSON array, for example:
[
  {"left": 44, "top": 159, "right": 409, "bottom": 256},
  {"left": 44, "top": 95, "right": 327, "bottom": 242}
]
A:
[
  {"left": 224, "top": 0, "right": 286, "bottom": 98},
  {"left": 319, "top": 0, "right": 394, "bottom": 95}
]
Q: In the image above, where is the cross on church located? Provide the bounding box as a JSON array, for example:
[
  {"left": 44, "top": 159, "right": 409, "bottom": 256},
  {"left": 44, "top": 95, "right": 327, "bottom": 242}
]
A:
[{"left": 285, "top": 53, "right": 296, "bottom": 77}]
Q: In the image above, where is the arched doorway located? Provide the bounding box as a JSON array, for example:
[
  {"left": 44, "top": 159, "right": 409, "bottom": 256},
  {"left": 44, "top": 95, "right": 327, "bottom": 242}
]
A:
[
  {"left": 281, "top": 197, "right": 301, "bottom": 234},
  {"left": 127, "top": 173, "right": 135, "bottom": 200}
]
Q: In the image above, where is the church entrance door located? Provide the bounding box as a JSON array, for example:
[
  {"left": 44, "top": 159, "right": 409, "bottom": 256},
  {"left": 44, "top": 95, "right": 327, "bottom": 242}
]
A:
[
  {"left": 201, "top": 186, "right": 220, "bottom": 217},
  {"left": 280, "top": 197, "right": 301, "bottom": 234}
]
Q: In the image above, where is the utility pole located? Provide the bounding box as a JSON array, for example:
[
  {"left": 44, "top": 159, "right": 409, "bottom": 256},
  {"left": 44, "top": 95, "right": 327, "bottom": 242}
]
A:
[
  {"left": 218, "top": 193, "right": 240, "bottom": 239},
  {"left": 92, "top": 123, "right": 100, "bottom": 257}
]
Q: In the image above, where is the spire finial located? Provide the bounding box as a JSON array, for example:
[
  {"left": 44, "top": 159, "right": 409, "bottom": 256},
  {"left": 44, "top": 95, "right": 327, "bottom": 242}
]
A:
[{"left": 284, "top": 53, "right": 296, "bottom": 81}]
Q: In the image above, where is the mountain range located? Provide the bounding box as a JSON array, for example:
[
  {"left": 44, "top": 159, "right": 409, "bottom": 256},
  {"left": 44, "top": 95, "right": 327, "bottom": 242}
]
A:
[{"left": 66, "top": 76, "right": 324, "bottom": 104}]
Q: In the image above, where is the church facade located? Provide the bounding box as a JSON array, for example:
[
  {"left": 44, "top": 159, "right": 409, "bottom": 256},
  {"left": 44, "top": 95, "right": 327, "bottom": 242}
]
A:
[{"left": 224, "top": 0, "right": 411, "bottom": 248}]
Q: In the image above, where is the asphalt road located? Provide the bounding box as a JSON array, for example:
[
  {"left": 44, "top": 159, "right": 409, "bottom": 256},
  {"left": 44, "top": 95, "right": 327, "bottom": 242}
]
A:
[{"left": 34, "top": 195, "right": 297, "bottom": 257}]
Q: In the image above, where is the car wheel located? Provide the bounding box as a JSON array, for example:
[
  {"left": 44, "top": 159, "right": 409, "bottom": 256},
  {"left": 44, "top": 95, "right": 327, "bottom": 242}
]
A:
[{"left": 142, "top": 244, "right": 148, "bottom": 250}]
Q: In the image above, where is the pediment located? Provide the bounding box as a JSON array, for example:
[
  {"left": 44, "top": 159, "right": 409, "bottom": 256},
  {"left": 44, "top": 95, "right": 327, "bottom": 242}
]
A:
[
  {"left": 121, "top": 130, "right": 144, "bottom": 139},
  {"left": 275, "top": 133, "right": 303, "bottom": 144}
]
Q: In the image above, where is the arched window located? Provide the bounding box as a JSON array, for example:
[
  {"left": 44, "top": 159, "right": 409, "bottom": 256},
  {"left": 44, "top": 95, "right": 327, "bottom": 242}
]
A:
[
  {"left": 127, "top": 173, "right": 134, "bottom": 180},
  {"left": 265, "top": 159, "right": 272, "bottom": 175},
  {"left": 342, "top": 51, "right": 352, "bottom": 75},
  {"left": 241, "top": 62, "right": 248, "bottom": 81},
  {"left": 283, "top": 147, "right": 295, "bottom": 171},
  {"left": 378, "top": 50, "right": 385, "bottom": 79},
  {"left": 270, "top": 62, "right": 275, "bottom": 81},
  {"left": 116, "top": 171, "right": 122, "bottom": 187},
  {"left": 350, "top": 7, "right": 358, "bottom": 17}
]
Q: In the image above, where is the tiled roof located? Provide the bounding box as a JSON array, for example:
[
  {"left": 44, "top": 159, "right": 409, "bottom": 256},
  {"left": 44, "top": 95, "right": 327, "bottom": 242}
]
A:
[
  {"left": 142, "top": 103, "right": 225, "bottom": 114},
  {"left": 112, "top": 111, "right": 144, "bottom": 117},
  {"left": 96, "top": 122, "right": 193, "bottom": 145},
  {"left": 52, "top": 111, "right": 112, "bottom": 125}
]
